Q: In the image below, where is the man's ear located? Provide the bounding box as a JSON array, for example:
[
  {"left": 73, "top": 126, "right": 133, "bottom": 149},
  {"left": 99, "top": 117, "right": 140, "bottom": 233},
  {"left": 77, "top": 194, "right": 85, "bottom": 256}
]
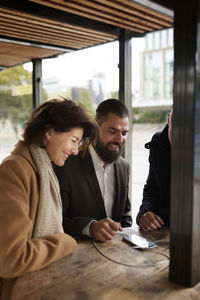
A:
[{"left": 167, "top": 112, "right": 171, "bottom": 126}]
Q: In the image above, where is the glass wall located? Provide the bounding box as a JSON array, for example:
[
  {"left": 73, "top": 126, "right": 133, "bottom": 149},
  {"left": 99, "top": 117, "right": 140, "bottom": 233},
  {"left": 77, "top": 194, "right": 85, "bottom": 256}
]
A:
[
  {"left": 131, "top": 28, "right": 174, "bottom": 225},
  {"left": 0, "top": 41, "right": 119, "bottom": 162},
  {"left": 165, "top": 49, "right": 173, "bottom": 99},
  {"left": 0, "top": 64, "right": 33, "bottom": 162},
  {"left": 149, "top": 51, "right": 162, "bottom": 99},
  {"left": 140, "top": 28, "right": 174, "bottom": 102},
  {"left": 42, "top": 41, "right": 119, "bottom": 115}
]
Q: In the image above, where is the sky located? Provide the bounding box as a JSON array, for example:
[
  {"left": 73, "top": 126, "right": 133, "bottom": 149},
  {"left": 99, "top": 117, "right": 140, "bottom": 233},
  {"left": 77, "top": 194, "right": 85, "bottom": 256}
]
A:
[{"left": 24, "top": 38, "right": 145, "bottom": 96}]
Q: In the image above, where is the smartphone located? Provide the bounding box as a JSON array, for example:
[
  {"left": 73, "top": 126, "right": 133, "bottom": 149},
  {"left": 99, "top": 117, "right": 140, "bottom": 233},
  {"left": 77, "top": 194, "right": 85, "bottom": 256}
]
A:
[{"left": 122, "top": 234, "right": 157, "bottom": 249}]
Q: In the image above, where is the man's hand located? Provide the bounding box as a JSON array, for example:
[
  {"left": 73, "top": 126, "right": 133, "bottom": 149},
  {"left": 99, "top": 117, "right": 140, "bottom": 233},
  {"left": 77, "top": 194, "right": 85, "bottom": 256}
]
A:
[
  {"left": 89, "top": 218, "right": 122, "bottom": 242},
  {"left": 139, "top": 211, "right": 164, "bottom": 231}
]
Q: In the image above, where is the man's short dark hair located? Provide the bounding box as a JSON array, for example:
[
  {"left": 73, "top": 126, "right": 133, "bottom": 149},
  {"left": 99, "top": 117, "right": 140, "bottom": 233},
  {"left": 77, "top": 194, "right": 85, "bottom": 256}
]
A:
[{"left": 95, "top": 99, "right": 129, "bottom": 125}]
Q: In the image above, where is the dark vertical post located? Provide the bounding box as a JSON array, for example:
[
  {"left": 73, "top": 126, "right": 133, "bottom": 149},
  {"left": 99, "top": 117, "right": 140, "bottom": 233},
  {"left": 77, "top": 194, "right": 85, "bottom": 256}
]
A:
[
  {"left": 119, "top": 29, "right": 132, "bottom": 161},
  {"left": 32, "top": 58, "right": 43, "bottom": 109},
  {"left": 119, "top": 29, "right": 133, "bottom": 201},
  {"left": 169, "top": 0, "right": 200, "bottom": 286}
]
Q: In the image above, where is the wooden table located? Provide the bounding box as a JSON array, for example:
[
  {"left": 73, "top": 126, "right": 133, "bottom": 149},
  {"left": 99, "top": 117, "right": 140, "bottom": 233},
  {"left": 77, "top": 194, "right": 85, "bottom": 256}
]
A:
[{"left": 11, "top": 227, "right": 200, "bottom": 299}]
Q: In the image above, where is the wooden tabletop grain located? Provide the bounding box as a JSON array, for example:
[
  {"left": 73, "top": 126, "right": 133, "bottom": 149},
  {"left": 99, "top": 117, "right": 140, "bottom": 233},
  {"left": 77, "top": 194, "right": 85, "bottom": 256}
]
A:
[{"left": 11, "top": 227, "right": 200, "bottom": 300}]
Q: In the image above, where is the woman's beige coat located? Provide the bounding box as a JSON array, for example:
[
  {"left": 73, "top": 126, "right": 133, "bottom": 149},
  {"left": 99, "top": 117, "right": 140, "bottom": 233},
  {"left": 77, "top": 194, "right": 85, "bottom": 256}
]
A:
[{"left": 0, "top": 141, "right": 77, "bottom": 299}]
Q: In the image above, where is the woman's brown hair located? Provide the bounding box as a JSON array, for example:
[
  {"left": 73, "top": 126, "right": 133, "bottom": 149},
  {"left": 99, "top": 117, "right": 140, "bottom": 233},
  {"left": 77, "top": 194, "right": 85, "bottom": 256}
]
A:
[{"left": 23, "top": 98, "right": 98, "bottom": 150}]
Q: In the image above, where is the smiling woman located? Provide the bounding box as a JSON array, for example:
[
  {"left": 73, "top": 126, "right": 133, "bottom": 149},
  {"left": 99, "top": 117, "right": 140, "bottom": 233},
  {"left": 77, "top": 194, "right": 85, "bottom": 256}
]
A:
[
  {"left": 45, "top": 127, "right": 84, "bottom": 166},
  {"left": 0, "top": 98, "right": 98, "bottom": 299}
]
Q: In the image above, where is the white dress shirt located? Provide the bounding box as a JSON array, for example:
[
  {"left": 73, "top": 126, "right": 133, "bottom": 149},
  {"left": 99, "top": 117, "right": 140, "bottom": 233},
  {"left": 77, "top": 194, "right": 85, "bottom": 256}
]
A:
[{"left": 81, "top": 146, "right": 115, "bottom": 236}]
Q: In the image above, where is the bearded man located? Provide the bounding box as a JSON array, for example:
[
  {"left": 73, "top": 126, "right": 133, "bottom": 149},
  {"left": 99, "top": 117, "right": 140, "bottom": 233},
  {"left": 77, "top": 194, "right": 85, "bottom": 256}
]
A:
[{"left": 53, "top": 99, "right": 132, "bottom": 242}]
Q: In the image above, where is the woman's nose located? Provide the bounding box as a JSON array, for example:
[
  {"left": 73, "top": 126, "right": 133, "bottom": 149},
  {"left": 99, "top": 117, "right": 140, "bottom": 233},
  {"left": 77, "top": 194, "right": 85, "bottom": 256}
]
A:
[{"left": 71, "top": 144, "right": 79, "bottom": 156}]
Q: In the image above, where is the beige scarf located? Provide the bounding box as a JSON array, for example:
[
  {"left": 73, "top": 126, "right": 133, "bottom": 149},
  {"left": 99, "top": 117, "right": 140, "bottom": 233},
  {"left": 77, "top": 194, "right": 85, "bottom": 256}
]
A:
[{"left": 29, "top": 144, "right": 64, "bottom": 238}]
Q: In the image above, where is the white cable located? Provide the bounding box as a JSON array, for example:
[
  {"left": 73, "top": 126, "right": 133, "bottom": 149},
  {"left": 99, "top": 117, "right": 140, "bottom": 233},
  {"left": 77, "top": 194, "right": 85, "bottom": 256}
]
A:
[{"left": 93, "top": 239, "right": 169, "bottom": 267}]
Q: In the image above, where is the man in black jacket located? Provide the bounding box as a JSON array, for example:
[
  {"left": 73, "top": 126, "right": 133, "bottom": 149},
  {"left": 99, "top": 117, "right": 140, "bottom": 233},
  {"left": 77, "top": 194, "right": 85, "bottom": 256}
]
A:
[
  {"left": 136, "top": 110, "right": 172, "bottom": 231},
  {"left": 54, "top": 99, "right": 132, "bottom": 242}
]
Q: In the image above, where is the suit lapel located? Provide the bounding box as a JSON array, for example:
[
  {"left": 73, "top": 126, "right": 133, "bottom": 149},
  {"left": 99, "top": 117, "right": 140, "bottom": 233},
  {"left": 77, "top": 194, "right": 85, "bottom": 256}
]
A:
[
  {"left": 112, "top": 159, "right": 122, "bottom": 218},
  {"left": 80, "top": 153, "right": 106, "bottom": 217}
]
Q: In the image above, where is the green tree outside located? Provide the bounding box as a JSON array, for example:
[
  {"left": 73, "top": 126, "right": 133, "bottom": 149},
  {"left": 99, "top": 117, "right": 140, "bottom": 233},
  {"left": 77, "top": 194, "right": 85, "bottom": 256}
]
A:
[
  {"left": 0, "top": 64, "right": 47, "bottom": 134},
  {"left": 80, "top": 88, "right": 96, "bottom": 117},
  {"left": 0, "top": 65, "right": 32, "bottom": 133},
  {"left": 110, "top": 90, "right": 119, "bottom": 99},
  {"left": 132, "top": 108, "right": 168, "bottom": 123}
]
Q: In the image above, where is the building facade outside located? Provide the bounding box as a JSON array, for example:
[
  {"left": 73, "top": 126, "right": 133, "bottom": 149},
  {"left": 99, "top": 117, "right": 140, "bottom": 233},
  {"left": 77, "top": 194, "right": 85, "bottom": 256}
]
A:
[{"left": 133, "top": 28, "right": 173, "bottom": 111}]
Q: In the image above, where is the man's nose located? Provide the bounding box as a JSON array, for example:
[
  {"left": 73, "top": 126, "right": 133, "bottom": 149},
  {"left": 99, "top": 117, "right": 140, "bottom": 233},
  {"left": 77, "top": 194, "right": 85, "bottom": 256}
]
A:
[{"left": 115, "top": 132, "right": 125, "bottom": 145}]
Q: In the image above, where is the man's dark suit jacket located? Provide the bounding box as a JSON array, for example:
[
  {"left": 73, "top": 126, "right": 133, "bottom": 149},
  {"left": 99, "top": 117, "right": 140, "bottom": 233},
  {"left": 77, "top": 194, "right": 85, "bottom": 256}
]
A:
[
  {"left": 53, "top": 151, "right": 132, "bottom": 237},
  {"left": 136, "top": 125, "right": 171, "bottom": 226}
]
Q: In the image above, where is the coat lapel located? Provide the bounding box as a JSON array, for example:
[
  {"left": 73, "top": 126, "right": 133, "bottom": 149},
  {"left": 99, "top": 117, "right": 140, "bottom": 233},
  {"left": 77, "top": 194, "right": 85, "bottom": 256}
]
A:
[
  {"left": 80, "top": 153, "right": 106, "bottom": 217},
  {"left": 112, "top": 159, "right": 122, "bottom": 218}
]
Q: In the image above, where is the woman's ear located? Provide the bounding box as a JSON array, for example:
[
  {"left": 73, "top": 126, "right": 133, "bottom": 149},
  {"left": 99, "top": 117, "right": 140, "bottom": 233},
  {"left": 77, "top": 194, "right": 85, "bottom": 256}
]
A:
[{"left": 45, "top": 128, "right": 54, "bottom": 141}]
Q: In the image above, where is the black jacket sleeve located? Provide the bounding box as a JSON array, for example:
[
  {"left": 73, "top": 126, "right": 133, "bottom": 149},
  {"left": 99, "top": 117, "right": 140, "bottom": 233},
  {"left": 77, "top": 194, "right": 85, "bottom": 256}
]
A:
[
  {"left": 136, "top": 128, "right": 170, "bottom": 225},
  {"left": 136, "top": 152, "right": 160, "bottom": 224}
]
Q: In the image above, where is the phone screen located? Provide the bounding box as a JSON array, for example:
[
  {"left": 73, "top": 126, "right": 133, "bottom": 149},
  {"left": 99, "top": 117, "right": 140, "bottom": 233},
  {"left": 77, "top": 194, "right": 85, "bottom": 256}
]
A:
[{"left": 122, "top": 234, "right": 157, "bottom": 249}]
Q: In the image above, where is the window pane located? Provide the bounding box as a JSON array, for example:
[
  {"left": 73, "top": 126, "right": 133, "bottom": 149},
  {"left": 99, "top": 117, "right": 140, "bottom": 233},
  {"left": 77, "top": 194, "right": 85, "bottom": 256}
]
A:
[
  {"left": 154, "top": 31, "right": 160, "bottom": 49},
  {"left": 149, "top": 52, "right": 162, "bottom": 99},
  {"left": 165, "top": 49, "right": 174, "bottom": 99},
  {"left": 161, "top": 30, "right": 167, "bottom": 48},
  {"left": 0, "top": 64, "right": 33, "bottom": 162},
  {"left": 146, "top": 33, "right": 153, "bottom": 50},
  {"left": 168, "top": 28, "right": 173, "bottom": 47},
  {"left": 42, "top": 41, "right": 119, "bottom": 110},
  {"left": 143, "top": 54, "right": 149, "bottom": 99}
]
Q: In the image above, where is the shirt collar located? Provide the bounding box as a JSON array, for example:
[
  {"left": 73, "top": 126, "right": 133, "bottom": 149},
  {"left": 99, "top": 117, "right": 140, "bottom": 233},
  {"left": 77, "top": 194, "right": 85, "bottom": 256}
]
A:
[{"left": 89, "top": 145, "right": 114, "bottom": 170}]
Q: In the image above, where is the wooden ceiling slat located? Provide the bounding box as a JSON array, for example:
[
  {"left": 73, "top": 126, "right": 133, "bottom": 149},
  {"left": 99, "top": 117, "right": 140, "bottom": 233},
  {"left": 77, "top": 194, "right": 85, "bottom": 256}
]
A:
[
  {"left": 0, "top": 37, "right": 102, "bottom": 53},
  {"left": 0, "top": 41, "right": 63, "bottom": 67},
  {"left": 69, "top": 0, "right": 168, "bottom": 29},
  {"left": 0, "top": 8, "right": 117, "bottom": 40},
  {"left": 0, "top": 25, "right": 102, "bottom": 48},
  {"left": 27, "top": 0, "right": 172, "bottom": 29},
  {"left": 0, "top": 42, "right": 61, "bottom": 54},
  {"left": 114, "top": 0, "right": 172, "bottom": 22},
  {"left": 52, "top": 0, "right": 157, "bottom": 31},
  {"left": 0, "top": 17, "right": 113, "bottom": 44},
  {"left": 63, "top": 1, "right": 155, "bottom": 31},
  {"left": 91, "top": 0, "right": 172, "bottom": 26},
  {"left": 26, "top": 0, "right": 146, "bottom": 33},
  {"left": 0, "top": 49, "right": 62, "bottom": 59},
  {"left": 0, "top": 29, "right": 96, "bottom": 49}
]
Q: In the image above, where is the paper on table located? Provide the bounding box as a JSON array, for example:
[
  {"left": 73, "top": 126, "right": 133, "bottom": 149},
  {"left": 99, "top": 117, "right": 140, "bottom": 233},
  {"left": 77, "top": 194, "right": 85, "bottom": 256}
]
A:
[{"left": 116, "top": 226, "right": 139, "bottom": 236}]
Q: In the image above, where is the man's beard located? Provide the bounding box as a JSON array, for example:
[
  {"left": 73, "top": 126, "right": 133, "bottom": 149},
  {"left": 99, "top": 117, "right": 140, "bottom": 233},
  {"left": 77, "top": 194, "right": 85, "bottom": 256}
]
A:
[{"left": 95, "top": 138, "right": 123, "bottom": 164}]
